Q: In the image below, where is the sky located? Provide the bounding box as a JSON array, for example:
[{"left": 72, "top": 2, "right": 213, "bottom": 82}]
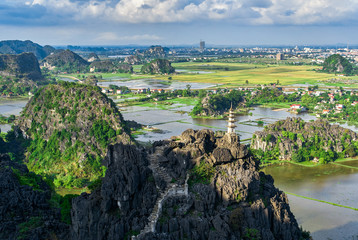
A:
[{"left": 0, "top": 0, "right": 357, "bottom": 46}]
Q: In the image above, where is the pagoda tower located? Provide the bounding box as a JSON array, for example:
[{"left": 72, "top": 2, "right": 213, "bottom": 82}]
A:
[{"left": 227, "top": 103, "right": 236, "bottom": 134}]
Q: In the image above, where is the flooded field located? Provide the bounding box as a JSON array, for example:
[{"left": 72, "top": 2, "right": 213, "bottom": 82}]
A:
[
  {"left": 98, "top": 78, "right": 217, "bottom": 89},
  {"left": 121, "top": 104, "right": 323, "bottom": 142},
  {"left": 0, "top": 98, "right": 28, "bottom": 117}
]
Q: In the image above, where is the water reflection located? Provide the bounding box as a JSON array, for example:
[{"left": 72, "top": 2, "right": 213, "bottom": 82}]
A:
[
  {"left": 0, "top": 99, "right": 28, "bottom": 116},
  {"left": 263, "top": 163, "right": 358, "bottom": 208}
]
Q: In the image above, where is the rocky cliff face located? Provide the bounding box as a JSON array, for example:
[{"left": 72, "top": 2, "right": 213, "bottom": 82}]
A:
[
  {"left": 141, "top": 59, "right": 175, "bottom": 74},
  {"left": 87, "top": 53, "right": 100, "bottom": 62},
  {"left": 144, "top": 129, "right": 302, "bottom": 240},
  {"left": 71, "top": 143, "right": 158, "bottom": 239},
  {"left": 124, "top": 55, "right": 142, "bottom": 65},
  {"left": 251, "top": 117, "right": 357, "bottom": 160},
  {"left": 0, "top": 52, "right": 43, "bottom": 80},
  {"left": 70, "top": 129, "right": 304, "bottom": 240},
  {"left": 0, "top": 153, "right": 69, "bottom": 240},
  {"left": 41, "top": 49, "right": 89, "bottom": 73}
]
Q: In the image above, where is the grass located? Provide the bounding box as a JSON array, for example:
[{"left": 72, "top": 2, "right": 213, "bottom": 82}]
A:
[
  {"left": 286, "top": 192, "right": 358, "bottom": 211},
  {"left": 335, "top": 157, "right": 358, "bottom": 163},
  {"left": 159, "top": 62, "right": 338, "bottom": 87},
  {"left": 261, "top": 157, "right": 358, "bottom": 169},
  {"left": 55, "top": 187, "right": 88, "bottom": 196},
  {"left": 332, "top": 162, "right": 358, "bottom": 170}
]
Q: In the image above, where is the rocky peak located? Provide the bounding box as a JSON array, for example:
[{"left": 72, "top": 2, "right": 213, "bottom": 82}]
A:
[
  {"left": 0, "top": 52, "right": 43, "bottom": 80},
  {"left": 141, "top": 59, "right": 175, "bottom": 74},
  {"left": 16, "top": 82, "right": 132, "bottom": 187},
  {"left": 139, "top": 129, "right": 303, "bottom": 239},
  {"left": 41, "top": 49, "right": 89, "bottom": 73}
]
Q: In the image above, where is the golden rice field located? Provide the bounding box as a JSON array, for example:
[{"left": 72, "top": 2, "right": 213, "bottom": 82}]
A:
[{"left": 149, "top": 62, "right": 343, "bottom": 87}]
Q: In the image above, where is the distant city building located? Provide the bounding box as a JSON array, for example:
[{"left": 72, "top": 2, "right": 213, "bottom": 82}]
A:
[
  {"left": 200, "top": 40, "right": 205, "bottom": 51},
  {"left": 276, "top": 53, "right": 284, "bottom": 60}
]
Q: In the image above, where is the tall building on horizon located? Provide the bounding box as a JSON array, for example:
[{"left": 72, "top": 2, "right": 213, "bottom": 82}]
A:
[
  {"left": 200, "top": 40, "right": 205, "bottom": 51},
  {"left": 276, "top": 53, "right": 284, "bottom": 61}
]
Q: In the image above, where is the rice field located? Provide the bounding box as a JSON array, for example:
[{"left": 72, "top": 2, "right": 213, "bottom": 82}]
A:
[
  {"left": 164, "top": 62, "right": 337, "bottom": 86},
  {"left": 60, "top": 61, "right": 357, "bottom": 88}
]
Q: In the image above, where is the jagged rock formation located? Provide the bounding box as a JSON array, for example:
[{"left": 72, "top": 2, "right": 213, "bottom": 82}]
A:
[
  {"left": 125, "top": 55, "right": 142, "bottom": 65},
  {"left": 87, "top": 52, "right": 100, "bottom": 62},
  {"left": 70, "top": 129, "right": 304, "bottom": 240},
  {"left": 89, "top": 60, "right": 117, "bottom": 73},
  {"left": 41, "top": 49, "right": 89, "bottom": 73},
  {"left": 141, "top": 46, "right": 167, "bottom": 58},
  {"left": 251, "top": 117, "right": 357, "bottom": 161},
  {"left": 0, "top": 40, "right": 55, "bottom": 60},
  {"left": 117, "top": 63, "right": 134, "bottom": 73},
  {"left": 0, "top": 52, "right": 43, "bottom": 80},
  {"left": 141, "top": 59, "right": 175, "bottom": 74},
  {"left": 71, "top": 143, "right": 158, "bottom": 240},
  {"left": 143, "top": 129, "right": 302, "bottom": 240},
  {"left": 89, "top": 60, "right": 133, "bottom": 73},
  {"left": 0, "top": 153, "right": 69, "bottom": 240},
  {"left": 16, "top": 82, "right": 132, "bottom": 186}
]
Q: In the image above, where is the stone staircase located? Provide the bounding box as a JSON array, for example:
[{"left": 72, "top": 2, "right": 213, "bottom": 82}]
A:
[{"left": 133, "top": 146, "right": 189, "bottom": 239}]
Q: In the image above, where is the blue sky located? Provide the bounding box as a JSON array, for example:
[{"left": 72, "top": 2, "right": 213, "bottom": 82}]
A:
[{"left": 0, "top": 0, "right": 357, "bottom": 46}]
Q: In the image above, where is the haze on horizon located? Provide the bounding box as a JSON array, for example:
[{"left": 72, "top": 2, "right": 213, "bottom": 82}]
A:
[{"left": 0, "top": 0, "right": 357, "bottom": 46}]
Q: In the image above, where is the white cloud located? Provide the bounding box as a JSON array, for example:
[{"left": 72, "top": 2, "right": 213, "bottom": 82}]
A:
[
  {"left": 23, "top": 0, "right": 358, "bottom": 25},
  {"left": 95, "top": 32, "right": 162, "bottom": 42},
  {"left": 253, "top": 0, "right": 358, "bottom": 25}
]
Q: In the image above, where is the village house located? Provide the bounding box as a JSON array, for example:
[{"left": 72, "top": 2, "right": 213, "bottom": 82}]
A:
[
  {"left": 336, "top": 104, "right": 345, "bottom": 110},
  {"left": 137, "top": 88, "right": 147, "bottom": 94},
  {"left": 314, "top": 91, "right": 323, "bottom": 96},
  {"left": 328, "top": 93, "right": 335, "bottom": 103},
  {"left": 290, "top": 104, "right": 306, "bottom": 112}
]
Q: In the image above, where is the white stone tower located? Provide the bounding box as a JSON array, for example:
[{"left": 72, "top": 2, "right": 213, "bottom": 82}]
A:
[{"left": 227, "top": 103, "right": 236, "bottom": 134}]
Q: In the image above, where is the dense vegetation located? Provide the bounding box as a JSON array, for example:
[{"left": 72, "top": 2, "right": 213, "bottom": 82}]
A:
[
  {"left": 191, "top": 88, "right": 300, "bottom": 117},
  {"left": 16, "top": 82, "right": 132, "bottom": 188},
  {"left": 42, "top": 50, "right": 89, "bottom": 73},
  {"left": 321, "top": 54, "right": 354, "bottom": 75},
  {"left": 251, "top": 118, "right": 358, "bottom": 164},
  {"left": 192, "top": 89, "right": 246, "bottom": 116}
]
